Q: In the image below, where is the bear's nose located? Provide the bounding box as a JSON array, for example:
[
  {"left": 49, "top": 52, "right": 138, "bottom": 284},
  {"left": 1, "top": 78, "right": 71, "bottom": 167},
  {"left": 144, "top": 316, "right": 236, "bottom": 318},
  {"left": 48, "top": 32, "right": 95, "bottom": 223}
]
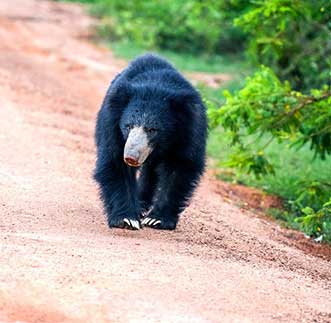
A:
[{"left": 124, "top": 156, "right": 140, "bottom": 167}]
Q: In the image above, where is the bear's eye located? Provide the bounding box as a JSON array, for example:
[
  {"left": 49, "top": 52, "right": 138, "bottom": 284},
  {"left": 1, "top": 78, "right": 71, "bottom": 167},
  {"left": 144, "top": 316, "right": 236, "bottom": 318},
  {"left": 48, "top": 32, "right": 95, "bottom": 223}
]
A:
[
  {"left": 147, "top": 128, "right": 157, "bottom": 134},
  {"left": 126, "top": 124, "right": 133, "bottom": 130}
]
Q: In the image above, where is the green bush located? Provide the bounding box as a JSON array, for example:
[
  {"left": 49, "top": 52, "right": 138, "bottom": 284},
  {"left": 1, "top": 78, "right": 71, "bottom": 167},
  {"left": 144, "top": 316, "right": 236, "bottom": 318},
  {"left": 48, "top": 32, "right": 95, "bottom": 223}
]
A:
[
  {"left": 87, "top": 0, "right": 249, "bottom": 54},
  {"left": 208, "top": 66, "right": 330, "bottom": 242},
  {"left": 296, "top": 200, "right": 331, "bottom": 242},
  {"left": 208, "top": 67, "right": 331, "bottom": 163},
  {"left": 207, "top": 0, "right": 331, "bottom": 241},
  {"left": 235, "top": 0, "right": 331, "bottom": 90}
]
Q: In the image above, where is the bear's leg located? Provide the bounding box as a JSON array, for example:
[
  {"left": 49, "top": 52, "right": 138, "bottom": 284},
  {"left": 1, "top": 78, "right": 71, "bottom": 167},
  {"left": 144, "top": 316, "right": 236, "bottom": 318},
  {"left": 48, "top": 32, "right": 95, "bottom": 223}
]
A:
[
  {"left": 138, "top": 163, "right": 158, "bottom": 215},
  {"left": 94, "top": 161, "right": 141, "bottom": 230},
  {"left": 142, "top": 164, "right": 202, "bottom": 230}
]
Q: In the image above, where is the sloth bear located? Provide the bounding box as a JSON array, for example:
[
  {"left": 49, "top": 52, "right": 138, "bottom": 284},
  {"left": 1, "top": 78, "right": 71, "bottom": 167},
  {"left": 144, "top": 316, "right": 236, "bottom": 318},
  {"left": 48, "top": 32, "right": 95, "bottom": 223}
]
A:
[{"left": 94, "top": 54, "right": 207, "bottom": 230}]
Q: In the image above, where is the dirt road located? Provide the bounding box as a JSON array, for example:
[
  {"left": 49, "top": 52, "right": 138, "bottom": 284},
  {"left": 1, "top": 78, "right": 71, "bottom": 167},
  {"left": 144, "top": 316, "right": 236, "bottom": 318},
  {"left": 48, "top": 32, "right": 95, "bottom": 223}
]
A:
[{"left": 0, "top": 1, "right": 330, "bottom": 322}]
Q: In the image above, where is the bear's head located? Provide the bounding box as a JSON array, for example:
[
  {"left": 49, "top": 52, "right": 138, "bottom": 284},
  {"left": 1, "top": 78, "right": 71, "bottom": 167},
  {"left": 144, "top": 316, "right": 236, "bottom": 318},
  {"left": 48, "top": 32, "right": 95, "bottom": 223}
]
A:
[{"left": 116, "top": 83, "right": 196, "bottom": 167}]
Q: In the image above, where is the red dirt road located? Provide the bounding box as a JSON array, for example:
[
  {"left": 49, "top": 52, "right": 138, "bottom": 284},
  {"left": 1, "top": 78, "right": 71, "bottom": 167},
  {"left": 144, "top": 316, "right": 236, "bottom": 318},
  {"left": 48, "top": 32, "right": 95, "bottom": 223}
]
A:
[{"left": 0, "top": 1, "right": 330, "bottom": 322}]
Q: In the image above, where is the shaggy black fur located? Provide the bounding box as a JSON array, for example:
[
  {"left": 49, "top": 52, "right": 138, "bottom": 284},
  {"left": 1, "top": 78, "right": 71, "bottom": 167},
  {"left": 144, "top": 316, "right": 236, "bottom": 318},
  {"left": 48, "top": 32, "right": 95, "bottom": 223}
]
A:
[{"left": 94, "top": 54, "right": 207, "bottom": 230}]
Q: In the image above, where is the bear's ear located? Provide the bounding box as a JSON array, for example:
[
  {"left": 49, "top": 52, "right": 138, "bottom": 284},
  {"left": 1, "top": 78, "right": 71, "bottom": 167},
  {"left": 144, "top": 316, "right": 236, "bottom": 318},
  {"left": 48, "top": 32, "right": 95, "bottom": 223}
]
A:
[
  {"left": 169, "top": 90, "right": 197, "bottom": 112},
  {"left": 106, "top": 81, "right": 132, "bottom": 109}
]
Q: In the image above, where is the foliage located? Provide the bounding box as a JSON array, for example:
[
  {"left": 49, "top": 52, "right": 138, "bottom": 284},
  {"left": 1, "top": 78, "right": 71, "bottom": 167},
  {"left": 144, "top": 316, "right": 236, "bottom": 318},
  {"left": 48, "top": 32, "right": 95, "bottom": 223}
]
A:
[
  {"left": 84, "top": 0, "right": 249, "bottom": 54},
  {"left": 208, "top": 129, "right": 331, "bottom": 202},
  {"left": 235, "top": 0, "right": 331, "bottom": 90},
  {"left": 207, "top": 0, "right": 331, "bottom": 241},
  {"left": 296, "top": 200, "right": 331, "bottom": 242},
  {"left": 208, "top": 65, "right": 331, "bottom": 240},
  {"left": 208, "top": 67, "right": 331, "bottom": 164},
  {"left": 268, "top": 199, "right": 331, "bottom": 243},
  {"left": 65, "top": 0, "right": 330, "bottom": 90}
]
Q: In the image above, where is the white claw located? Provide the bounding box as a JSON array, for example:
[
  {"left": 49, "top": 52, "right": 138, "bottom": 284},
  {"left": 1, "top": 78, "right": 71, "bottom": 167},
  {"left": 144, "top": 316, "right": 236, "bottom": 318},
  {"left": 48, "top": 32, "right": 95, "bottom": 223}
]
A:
[
  {"left": 123, "top": 218, "right": 139, "bottom": 229},
  {"left": 149, "top": 219, "right": 156, "bottom": 225},
  {"left": 144, "top": 218, "right": 151, "bottom": 225},
  {"left": 133, "top": 220, "right": 140, "bottom": 229},
  {"left": 153, "top": 220, "right": 161, "bottom": 226},
  {"left": 142, "top": 218, "right": 147, "bottom": 225}
]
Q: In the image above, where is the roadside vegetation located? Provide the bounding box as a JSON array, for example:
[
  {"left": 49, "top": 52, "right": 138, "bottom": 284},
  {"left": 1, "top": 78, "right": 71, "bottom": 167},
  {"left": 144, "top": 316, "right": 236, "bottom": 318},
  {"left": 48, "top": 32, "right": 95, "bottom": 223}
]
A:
[{"left": 63, "top": 0, "right": 331, "bottom": 242}]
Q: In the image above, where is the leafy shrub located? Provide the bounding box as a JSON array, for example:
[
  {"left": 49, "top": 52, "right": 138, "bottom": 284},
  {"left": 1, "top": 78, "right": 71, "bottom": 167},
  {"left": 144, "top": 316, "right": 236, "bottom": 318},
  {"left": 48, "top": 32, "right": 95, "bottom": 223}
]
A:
[
  {"left": 235, "top": 0, "right": 331, "bottom": 90},
  {"left": 207, "top": 0, "right": 331, "bottom": 241},
  {"left": 268, "top": 198, "right": 331, "bottom": 242},
  {"left": 87, "top": 0, "right": 249, "bottom": 54},
  {"left": 296, "top": 200, "right": 331, "bottom": 242},
  {"left": 208, "top": 67, "right": 331, "bottom": 163},
  {"left": 84, "top": 0, "right": 330, "bottom": 87},
  {"left": 208, "top": 67, "right": 331, "bottom": 240}
]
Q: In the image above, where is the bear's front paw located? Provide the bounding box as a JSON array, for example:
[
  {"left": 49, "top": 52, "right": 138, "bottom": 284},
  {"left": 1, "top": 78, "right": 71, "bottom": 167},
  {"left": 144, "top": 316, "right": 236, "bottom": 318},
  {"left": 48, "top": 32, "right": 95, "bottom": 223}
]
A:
[
  {"left": 108, "top": 215, "right": 140, "bottom": 230},
  {"left": 141, "top": 211, "right": 177, "bottom": 230}
]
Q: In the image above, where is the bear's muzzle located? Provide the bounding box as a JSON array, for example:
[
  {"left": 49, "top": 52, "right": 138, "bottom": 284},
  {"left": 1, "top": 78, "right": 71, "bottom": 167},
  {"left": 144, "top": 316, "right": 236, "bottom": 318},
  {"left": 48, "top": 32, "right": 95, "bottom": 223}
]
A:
[{"left": 123, "top": 127, "right": 152, "bottom": 167}]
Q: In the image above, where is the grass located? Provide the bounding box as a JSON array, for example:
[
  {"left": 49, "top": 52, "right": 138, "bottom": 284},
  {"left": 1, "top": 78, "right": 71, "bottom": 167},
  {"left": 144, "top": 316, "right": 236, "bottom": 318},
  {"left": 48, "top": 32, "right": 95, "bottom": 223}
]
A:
[
  {"left": 110, "top": 41, "right": 248, "bottom": 75},
  {"left": 208, "top": 129, "right": 331, "bottom": 241},
  {"left": 208, "top": 129, "right": 331, "bottom": 202}
]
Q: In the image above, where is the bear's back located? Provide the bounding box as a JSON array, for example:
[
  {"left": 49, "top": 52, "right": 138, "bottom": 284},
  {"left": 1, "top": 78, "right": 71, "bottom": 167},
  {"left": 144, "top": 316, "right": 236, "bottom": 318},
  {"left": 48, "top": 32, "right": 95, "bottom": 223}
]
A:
[
  {"left": 125, "top": 54, "right": 173, "bottom": 79},
  {"left": 122, "top": 54, "right": 195, "bottom": 95}
]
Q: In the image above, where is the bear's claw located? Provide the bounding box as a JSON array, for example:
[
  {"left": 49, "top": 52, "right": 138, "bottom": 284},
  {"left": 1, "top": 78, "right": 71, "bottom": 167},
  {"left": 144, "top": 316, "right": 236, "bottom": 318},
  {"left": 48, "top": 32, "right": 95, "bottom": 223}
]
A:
[
  {"left": 123, "top": 218, "right": 140, "bottom": 230},
  {"left": 142, "top": 217, "right": 161, "bottom": 227},
  {"left": 141, "top": 215, "right": 177, "bottom": 230}
]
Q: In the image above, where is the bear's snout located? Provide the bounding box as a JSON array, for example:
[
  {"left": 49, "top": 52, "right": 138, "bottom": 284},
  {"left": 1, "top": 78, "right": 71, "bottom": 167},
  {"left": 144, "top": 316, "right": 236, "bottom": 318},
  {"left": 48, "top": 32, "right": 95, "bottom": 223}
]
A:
[{"left": 124, "top": 127, "right": 152, "bottom": 167}]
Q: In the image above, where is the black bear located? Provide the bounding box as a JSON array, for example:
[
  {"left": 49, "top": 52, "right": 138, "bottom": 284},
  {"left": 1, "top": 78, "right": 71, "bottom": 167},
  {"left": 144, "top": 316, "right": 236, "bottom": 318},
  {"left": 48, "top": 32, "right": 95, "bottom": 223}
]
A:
[{"left": 94, "top": 54, "right": 207, "bottom": 230}]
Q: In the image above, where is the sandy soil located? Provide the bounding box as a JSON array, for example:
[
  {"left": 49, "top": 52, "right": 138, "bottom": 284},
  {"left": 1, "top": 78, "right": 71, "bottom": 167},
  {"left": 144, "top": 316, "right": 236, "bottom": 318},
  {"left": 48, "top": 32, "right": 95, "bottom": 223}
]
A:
[{"left": 0, "top": 1, "right": 330, "bottom": 322}]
